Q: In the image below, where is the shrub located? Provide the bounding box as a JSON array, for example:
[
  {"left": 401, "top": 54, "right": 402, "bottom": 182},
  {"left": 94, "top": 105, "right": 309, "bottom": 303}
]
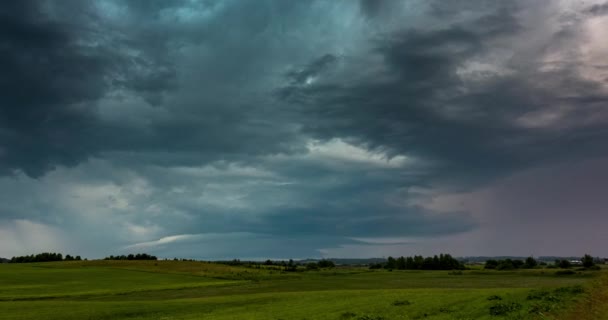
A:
[
  {"left": 489, "top": 302, "right": 522, "bottom": 316},
  {"left": 582, "top": 254, "right": 595, "bottom": 268},
  {"left": 557, "top": 259, "right": 571, "bottom": 269},
  {"left": 357, "top": 316, "right": 385, "bottom": 320},
  {"left": 554, "top": 285, "right": 585, "bottom": 295},
  {"left": 318, "top": 259, "right": 335, "bottom": 268},
  {"left": 496, "top": 260, "right": 515, "bottom": 270},
  {"left": 340, "top": 312, "right": 357, "bottom": 319},
  {"left": 555, "top": 270, "right": 576, "bottom": 276},
  {"left": 484, "top": 259, "right": 498, "bottom": 269},
  {"left": 305, "top": 262, "right": 319, "bottom": 270},
  {"left": 392, "top": 299, "right": 411, "bottom": 306}
]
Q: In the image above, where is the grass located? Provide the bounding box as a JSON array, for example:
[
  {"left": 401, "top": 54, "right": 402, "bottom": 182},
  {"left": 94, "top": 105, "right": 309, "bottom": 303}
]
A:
[{"left": 0, "top": 261, "right": 603, "bottom": 319}]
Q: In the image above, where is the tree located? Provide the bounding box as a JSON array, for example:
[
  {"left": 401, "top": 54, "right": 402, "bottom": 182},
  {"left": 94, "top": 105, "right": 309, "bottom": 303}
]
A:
[
  {"left": 496, "top": 259, "right": 515, "bottom": 270},
  {"left": 385, "top": 256, "right": 397, "bottom": 270},
  {"left": 405, "top": 257, "right": 415, "bottom": 269},
  {"left": 285, "top": 259, "right": 297, "bottom": 272},
  {"left": 305, "top": 262, "right": 319, "bottom": 270},
  {"left": 582, "top": 254, "right": 595, "bottom": 268},
  {"left": 524, "top": 257, "right": 537, "bottom": 269},
  {"left": 484, "top": 259, "right": 498, "bottom": 269},
  {"left": 558, "top": 259, "right": 571, "bottom": 269},
  {"left": 396, "top": 256, "right": 406, "bottom": 270},
  {"left": 512, "top": 259, "right": 524, "bottom": 269},
  {"left": 318, "top": 259, "right": 335, "bottom": 268}
]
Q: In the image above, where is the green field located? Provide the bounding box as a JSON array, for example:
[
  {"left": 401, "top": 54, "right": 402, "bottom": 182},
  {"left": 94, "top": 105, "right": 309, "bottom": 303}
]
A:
[{"left": 0, "top": 261, "right": 605, "bottom": 320}]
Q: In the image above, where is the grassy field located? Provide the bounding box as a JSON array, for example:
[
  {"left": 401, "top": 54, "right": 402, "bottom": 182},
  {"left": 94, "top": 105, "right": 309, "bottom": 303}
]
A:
[{"left": 0, "top": 261, "right": 605, "bottom": 320}]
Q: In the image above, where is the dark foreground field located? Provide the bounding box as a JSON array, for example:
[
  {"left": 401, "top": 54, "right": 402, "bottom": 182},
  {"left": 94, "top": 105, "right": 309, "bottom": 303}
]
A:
[{"left": 0, "top": 261, "right": 606, "bottom": 319}]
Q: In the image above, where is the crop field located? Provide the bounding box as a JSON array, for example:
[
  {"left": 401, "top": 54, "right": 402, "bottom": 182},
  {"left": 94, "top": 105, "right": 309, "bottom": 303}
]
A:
[{"left": 0, "top": 261, "right": 606, "bottom": 320}]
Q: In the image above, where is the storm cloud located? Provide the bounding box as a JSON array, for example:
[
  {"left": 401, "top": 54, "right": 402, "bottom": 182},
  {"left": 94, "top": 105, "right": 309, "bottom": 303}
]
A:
[{"left": 1, "top": 0, "right": 608, "bottom": 259}]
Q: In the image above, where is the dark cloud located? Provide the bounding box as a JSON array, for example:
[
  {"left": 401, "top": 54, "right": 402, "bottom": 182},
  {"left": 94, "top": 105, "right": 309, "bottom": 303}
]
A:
[
  {"left": 286, "top": 54, "right": 338, "bottom": 86},
  {"left": 587, "top": 2, "right": 608, "bottom": 16},
  {"left": 277, "top": 4, "right": 608, "bottom": 187},
  {"left": 0, "top": 0, "right": 177, "bottom": 176},
  {"left": 359, "top": 0, "right": 395, "bottom": 18},
  {"left": 1, "top": 0, "right": 607, "bottom": 258}
]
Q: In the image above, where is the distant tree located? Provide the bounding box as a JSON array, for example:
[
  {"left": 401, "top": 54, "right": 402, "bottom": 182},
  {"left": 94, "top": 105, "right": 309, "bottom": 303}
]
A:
[
  {"left": 285, "top": 259, "right": 297, "bottom": 272},
  {"left": 422, "top": 257, "right": 435, "bottom": 269},
  {"left": 10, "top": 252, "right": 71, "bottom": 263},
  {"left": 396, "top": 256, "right": 406, "bottom": 270},
  {"left": 512, "top": 259, "right": 524, "bottom": 269},
  {"left": 558, "top": 259, "right": 571, "bottom": 269},
  {"left": 305, "top": 262, "right": 319, "bottom": 270},
  {"left": 318, "top": 259, "right": 335, "bottom": 268},
  {"left": 484, "top": 259, "right": 499, "bottom": 269},
  {"left": 104, "top": 253, "right": 157, "bottom": 261},
  {"left": 385, "top": 256, "right": 397, "bottom": 270},
  {"left": 524, "top": 257, "right": 538, "bottom": 269},
  {"left": 582, "top": 254, "right": 595, "bottom": 268},
  {"left": 405, "top": 257, "right": 415, "bottom": 269},
  {"left": 496, "top": 259, "right": 515, "bottom": 270}
]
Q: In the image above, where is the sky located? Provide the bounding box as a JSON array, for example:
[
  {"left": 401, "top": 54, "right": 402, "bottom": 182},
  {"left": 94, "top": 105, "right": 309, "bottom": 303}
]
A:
[{"left": 2, "top": 0, "right": 608, "bottom": 260}]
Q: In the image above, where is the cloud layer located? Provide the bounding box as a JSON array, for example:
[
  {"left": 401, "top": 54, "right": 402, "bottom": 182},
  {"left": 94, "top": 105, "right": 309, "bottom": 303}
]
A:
[{"left": 1, "top": 0, "right": 608, "bottom": 259}]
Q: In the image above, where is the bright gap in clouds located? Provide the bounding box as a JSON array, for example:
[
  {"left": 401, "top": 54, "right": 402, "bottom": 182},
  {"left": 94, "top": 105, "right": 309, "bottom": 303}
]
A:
[{"left": 306, "top": 138, "right": 408, "bottom": 168}]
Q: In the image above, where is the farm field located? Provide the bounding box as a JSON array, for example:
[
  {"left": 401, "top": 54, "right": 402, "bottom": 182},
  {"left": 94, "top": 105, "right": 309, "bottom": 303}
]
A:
[{"left": 0, "top": 261, "right": 605, "bottom": 320}]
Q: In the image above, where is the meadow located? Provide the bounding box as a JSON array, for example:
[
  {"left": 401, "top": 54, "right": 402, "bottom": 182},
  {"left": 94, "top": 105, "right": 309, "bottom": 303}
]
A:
[{"left": 0, "top": 260, "right": 606, "bottom": 320}]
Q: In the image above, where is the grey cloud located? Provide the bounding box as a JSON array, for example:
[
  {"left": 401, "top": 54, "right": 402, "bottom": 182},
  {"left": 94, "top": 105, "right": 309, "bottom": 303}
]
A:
[
  {"left": 587, "top": 2, "right": 608, "bottom": 16},
  {"left": 0, "top": 0, "right": 177, "bottom": 176},
  {"left": 286, "top": 54, "right": 338, "bottom": 86},
  {"left": 2, "top": 0, "right": 607, "bottom": 259},
  {"left": 278, "top": 3, "right": 608, "bottom": 187}
]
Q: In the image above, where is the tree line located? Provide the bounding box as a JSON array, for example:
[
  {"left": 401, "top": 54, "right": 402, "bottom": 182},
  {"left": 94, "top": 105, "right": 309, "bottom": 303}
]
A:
[
  {"left": 103, "top": 253, "right": 157, "bottom": 261},
  {"left": 370, "top": 254, "right": 464, "bottom": 270},
  {"left": 10, "top": 252, "right": 82, "bottom": 263},
  {"left": 484, "top": 254, "right": 597, "bottom": 270},
  {"left": 217, "top": 258, "right": 336, "bottom": 271}
]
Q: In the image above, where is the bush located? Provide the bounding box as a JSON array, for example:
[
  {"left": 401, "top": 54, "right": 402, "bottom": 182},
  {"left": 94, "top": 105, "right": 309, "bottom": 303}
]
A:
[
  {"left": 357, "top": 316, "right": 385, "bottom": 320},
  {"left": 318, "top": 259, "right": 335, "bottom": 268},
  {"left": 392, "top": 299, "right": 411, "bottom": 306},
  {"left": 340, "top": 312, "right": 357, "bottom": 319},
  {"left": 524, "top": 257, "right": 538, "bottom": 269},
  {"left": 554, "top": 285, "right": 585, "bottom": 295},
  {"left": 582, "top": 254, "right": 595, "bottom": 268},
  {"left": 557, "top": 259, "right": 571, "bottom": 269},
  {"left": 555, "top": 270, "right": 576, "bottom": 276},
  {"left": 496, "top": 260, "right": 515, "bottom": 270},
  {"left": 305, "top": 262, "right": 319, "bottom": 270},
  {"left": 489, "top": 302, "right": 522, "bottom": 316},
  {"left": 484, "top": 259, "right": 498, "bottom": 269}
]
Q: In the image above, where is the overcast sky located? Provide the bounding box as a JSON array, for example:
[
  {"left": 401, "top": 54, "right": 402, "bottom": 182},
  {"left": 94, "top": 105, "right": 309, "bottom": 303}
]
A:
[{"left": 2, "top": 0, "right": 608, "bottom": 260}]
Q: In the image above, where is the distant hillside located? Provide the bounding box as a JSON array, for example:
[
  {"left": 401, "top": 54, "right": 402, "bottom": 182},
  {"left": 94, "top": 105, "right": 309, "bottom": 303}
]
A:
[{"left": 0, "top": 258, "right": 9, "bottom": 263}]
